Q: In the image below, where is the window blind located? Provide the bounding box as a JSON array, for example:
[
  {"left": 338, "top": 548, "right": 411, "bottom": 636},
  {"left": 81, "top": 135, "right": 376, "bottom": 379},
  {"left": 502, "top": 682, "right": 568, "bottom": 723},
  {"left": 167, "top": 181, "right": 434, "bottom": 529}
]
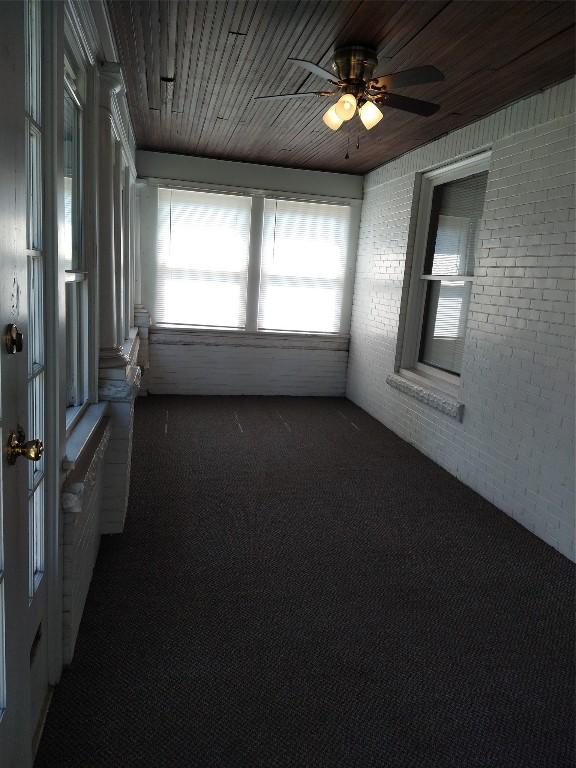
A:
[
  {"left": 420, "top": 279, "right": 472, "bottom": 373},
  {"left": 420, "top": 171, "right": 488, "bottom": 374},
  {"left": 424, "top": 172, "right": 488, "bottom": 277},
  {"left": 156, "top": 188, "right": 251, "bottom": 328},
  {"left": 258, "top": 198, "right": 351, "bottom": 334}
]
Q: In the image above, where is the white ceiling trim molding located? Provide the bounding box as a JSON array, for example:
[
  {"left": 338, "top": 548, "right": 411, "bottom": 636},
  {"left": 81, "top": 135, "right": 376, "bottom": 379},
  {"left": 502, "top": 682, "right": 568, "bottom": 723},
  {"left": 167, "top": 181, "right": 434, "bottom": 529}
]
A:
[
  {"left": 141, "top": 177, "right": 362, "bottom": 208},
  {"left": 136, "top": 150, "right": 364, "bottom": 204},
  {"left": 65, "top": 0, "right": 137, "bottom": 175},
  {"left": 64, "top": 0, "right": 98, "bottom": 66},
  {"left": 111, "top": 93, "right": 137, "bottom": 177}
]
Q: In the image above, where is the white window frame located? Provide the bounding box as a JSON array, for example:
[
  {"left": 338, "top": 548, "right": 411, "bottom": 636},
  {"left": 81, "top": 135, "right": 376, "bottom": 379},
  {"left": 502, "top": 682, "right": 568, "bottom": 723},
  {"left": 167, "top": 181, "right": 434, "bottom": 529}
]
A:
[
  {"left": 152, "top": 183, "right": 361, "bottom": 338},
  {"left": 63, "top": 23, "right": 91, "bottom": 433},
  {"left": 400, "top": 151, "right": 491, "bottom": 395}
]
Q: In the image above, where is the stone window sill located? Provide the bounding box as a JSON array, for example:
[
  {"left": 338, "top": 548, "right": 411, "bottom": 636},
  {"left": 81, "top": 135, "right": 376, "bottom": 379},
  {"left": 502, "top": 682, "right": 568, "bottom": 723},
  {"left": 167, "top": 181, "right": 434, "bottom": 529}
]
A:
[{"left": 386, "top": 369, "right": 464, "bottom": 421}]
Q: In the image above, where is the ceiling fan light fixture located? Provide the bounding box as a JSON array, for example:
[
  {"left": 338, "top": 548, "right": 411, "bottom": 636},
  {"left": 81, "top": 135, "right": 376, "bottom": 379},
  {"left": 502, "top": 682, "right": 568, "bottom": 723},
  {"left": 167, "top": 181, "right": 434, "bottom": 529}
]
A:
[
  {"left": 322, "top": 104, "right": 344, "bottom": 131},
  {"left": 359, "top": 100, "right": 383, "bottom": 130},
  {"left": 334, "top": 93, "right": 357, "bottom": 121}
]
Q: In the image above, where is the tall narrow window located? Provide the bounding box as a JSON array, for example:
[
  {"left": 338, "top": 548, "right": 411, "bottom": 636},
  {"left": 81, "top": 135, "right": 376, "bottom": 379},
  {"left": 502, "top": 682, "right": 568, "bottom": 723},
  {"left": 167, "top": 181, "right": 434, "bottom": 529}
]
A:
[
  {"left": 64, "top": 53, "right": 87, "bottom": 415},
  {"left": 25, "top": 0, "right": 45, "bottom": 595},
  {"left": 418, "top": 172, "right": 488, "bottom": 375},
  {"left": 258, "top": 199, "right": 350, "bottom": 334},
  {"left": 156, "top": 188, "right": 252, "bottom": 328}
]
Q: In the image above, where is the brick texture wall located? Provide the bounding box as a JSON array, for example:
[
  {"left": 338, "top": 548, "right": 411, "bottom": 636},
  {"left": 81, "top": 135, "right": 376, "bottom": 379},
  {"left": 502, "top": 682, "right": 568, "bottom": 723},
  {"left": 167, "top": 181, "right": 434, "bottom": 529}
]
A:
[
  {"left": 146, "top": 328, "right": 349, "bottom": 396},
  {"left": 347, "top": 79, "right": 575, "bottom": 560}
]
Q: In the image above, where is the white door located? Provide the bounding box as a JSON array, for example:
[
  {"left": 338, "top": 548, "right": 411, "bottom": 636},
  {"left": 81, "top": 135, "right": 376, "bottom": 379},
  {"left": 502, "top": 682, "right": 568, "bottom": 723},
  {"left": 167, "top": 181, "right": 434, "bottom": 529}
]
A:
[{"left": 0, "top": 2, "right": 52, "bottom": 765}]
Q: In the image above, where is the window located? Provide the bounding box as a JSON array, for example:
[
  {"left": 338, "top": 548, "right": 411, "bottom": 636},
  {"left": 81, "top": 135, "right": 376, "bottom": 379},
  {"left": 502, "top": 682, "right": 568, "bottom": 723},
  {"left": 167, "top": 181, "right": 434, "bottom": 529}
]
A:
[
  {"left": 64, "top": 53, "right": 88, "bottom": 416},
  {"left": 155, "top": 189, "right": 353, "bottom": 335},
  {"left": 258, "top": 199, "right": 350, "bottom": 333},
  {"left": 419, "top": 172, "right": 488, "bottom": 374},
  {"left": 402, "top": 154, "right": 490, "bottom": 384},
  {"left": 156, "top": 188, "right": 252, "bottom": 328}
]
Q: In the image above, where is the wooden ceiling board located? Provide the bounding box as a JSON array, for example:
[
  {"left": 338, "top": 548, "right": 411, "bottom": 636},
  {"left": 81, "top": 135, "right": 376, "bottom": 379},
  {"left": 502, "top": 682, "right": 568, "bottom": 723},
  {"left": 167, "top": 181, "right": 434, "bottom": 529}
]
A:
[
  {"left": 220, "top": 2, "right": 363, "bottom": 145},
  {"left": 233, "top": 3, "right": 363, "bottom": 158},
  {"left": 205, "top": 3, "right": 320, "bottom": 152},
  {"left": 107, "top": 0, "right": 576, "bottom": 174}
]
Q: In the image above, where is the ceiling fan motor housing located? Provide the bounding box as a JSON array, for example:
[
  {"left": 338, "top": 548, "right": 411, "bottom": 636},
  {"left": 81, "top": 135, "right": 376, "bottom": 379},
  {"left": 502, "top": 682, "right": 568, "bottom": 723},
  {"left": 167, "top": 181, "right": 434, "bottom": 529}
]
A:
[{"left": 331, "top": 45, "right": 378, "bottom": 95}]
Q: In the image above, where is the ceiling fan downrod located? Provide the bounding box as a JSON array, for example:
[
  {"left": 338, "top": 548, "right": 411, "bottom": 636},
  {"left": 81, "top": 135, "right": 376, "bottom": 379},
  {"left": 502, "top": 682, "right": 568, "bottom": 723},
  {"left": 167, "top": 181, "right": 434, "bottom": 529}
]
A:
[{"left": 331, "top": 45, "right": 379, "bottom": 98}]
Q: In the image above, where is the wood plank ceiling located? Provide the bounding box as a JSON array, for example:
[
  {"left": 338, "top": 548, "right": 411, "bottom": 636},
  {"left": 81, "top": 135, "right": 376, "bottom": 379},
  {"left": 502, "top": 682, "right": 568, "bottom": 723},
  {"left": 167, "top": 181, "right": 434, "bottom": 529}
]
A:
[{"left": 107, "top": 0, "right": 575, "bottom": 174}]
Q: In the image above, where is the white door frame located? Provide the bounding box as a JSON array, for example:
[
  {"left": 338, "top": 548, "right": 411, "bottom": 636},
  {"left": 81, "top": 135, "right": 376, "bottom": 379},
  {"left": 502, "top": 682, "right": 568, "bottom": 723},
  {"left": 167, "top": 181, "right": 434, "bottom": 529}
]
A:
[
  {"left": 0, "top": 2, "right": 64, "bottom": 765},
  {"left": 43, "top": 0, "right": 65, "bottom": 694}
]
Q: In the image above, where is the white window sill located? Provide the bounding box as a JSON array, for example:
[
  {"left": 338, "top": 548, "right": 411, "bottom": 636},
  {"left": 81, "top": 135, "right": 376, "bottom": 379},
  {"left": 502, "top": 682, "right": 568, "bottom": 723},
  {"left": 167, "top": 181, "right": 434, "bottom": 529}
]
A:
[
  {"left": 150, "top": 325, "right": 350, "bottom": 352},
  {"left": 63, "top": 402, "right": 109, "bottom": 473},
  {"left": 65, "top": 403, "right": 88, "bottom": 434},
  {"left": 386, "top": 368, "right": 464, "bottom": 421}
]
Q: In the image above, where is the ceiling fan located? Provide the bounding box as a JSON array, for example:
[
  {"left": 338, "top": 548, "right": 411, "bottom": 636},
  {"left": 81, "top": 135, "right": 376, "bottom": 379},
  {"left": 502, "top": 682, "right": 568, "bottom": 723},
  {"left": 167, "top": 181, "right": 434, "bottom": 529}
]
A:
[{"left": 254, "top": 45, "right": 444, "bottom": 131}]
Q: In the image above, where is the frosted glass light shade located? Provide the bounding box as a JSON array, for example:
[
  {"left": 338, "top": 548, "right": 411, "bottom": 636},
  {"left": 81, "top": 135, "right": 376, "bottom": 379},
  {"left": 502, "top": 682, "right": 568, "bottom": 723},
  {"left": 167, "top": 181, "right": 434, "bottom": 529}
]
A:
[
  {"left": 334, "top": 93, "right": 357, "bottom": 121},
  {"left": 359, "top": 101, "right": 383, "bottom": 130},
  {"left": 322, "top": 104, "right": 344, "bottom": 131}
]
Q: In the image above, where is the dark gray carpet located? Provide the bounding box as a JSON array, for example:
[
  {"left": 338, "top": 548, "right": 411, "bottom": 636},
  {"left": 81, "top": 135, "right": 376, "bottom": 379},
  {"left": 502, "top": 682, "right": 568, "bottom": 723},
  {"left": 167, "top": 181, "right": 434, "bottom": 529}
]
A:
[{"left": 36, "top": 396, "right": 574, "bottom": 768}]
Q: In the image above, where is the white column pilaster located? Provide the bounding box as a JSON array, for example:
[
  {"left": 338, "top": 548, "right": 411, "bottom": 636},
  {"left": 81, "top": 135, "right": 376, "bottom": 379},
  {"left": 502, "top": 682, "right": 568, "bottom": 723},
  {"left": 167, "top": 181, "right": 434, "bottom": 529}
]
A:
[
  {"left": 113, "top": 139, "right": 125, "bottom": 349},
  {"left": 124, "top": 166, "right": 133, "bottom": 336},
  {"left": 98, "top": 63, "right": 126, "bottom": 367},
  {"left": 133, "top": 180, "right": 152, "bottom": 390},
  {"left": 97, "top": 63, "right": 140, "bottom": 535}
]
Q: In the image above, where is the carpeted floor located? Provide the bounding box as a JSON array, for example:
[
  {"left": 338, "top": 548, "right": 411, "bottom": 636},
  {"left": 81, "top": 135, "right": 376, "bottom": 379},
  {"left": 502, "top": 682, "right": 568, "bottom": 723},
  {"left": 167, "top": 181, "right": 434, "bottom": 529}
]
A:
[{"left": 36, "top": 396, "right": 574, "bottom": 768}]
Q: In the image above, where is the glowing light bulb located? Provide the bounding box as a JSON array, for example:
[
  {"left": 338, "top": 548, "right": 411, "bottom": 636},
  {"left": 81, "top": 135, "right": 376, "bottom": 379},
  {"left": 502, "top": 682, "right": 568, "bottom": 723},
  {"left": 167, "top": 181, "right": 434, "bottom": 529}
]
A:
[
  {"left": 358, "top": 101, "right": 383, "bottom": 130},
  {"left": 322, "top": 104, "right": 344, "bottom": 131},
  {"left": 334, "top": 93, "right": 357, "bottom": 122}
]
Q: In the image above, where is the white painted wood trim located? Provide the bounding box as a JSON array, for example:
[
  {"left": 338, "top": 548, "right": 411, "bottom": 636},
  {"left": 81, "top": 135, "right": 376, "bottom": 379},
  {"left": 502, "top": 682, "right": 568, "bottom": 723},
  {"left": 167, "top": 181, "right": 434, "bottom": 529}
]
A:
[
  {"left": 136, "top": 149, "right": 363, "bottom": 202},
  {"left": 400, "top": 151, "right": 492, "bottom": 370},
  {"left": 143, "top": 176, "right": 363, "bottom": 207},
  {"left": 340, "top": 203, "right": 361, "bottom": 335},
  {"left": 62, "top": 402, "right": 109, "bottom": 472},
  {"left": 43, "top": 0, "right": 66, "bottom": 691},
  {"left": 245, "top": 196, "right": 264, "bottom": 332},
  {"left": 150, "top": 326, "right": 350, "bottom": 352}
]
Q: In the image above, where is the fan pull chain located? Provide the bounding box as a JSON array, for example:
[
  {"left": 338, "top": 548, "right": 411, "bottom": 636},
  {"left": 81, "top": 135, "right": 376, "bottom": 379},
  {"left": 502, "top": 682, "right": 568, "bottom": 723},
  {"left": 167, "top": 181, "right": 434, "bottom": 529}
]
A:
[
  {"left": 344, "top": 134, "right": 350, "bottom": 160},
  {"left": 356, "top": 135, "right": 360, "bottom": 150}
]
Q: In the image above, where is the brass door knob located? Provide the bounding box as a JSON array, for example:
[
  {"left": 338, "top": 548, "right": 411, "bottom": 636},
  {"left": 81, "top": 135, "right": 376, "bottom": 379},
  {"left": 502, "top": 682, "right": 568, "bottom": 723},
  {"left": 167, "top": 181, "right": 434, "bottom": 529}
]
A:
[
  {"left": 6, "top": 428, "right": 43, "bottom": 465},
  {"left": 5, "top": 324, "right": 24, "bottom": 354}
]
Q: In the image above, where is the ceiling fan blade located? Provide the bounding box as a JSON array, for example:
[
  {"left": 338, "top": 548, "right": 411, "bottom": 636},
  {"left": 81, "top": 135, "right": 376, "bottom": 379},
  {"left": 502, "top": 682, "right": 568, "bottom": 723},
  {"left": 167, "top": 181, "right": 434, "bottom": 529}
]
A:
[
  {"left": 254, "top": 91, "right": 335, "bottom": 102},
  {"left": 370, "top": 65, "right": 444, "bottom": 90},
  {"left": 373, "top": 91, "right": 440, "bottom": 116},
  {"left": 287, "top": 58, "right": 337, "bottom": 83}
]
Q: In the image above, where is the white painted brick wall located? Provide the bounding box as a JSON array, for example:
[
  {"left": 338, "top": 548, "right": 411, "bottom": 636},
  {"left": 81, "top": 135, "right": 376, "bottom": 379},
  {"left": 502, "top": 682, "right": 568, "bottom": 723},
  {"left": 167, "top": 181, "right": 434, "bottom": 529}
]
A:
[
  {"left": 62, "top": 424, "right": 111, "bottom": 663},
  {"left": 348, "top": 79, "right": 576, "bottom": 560},
  {"left": 147, "top": 330, "right": 348, "bottom": 396},
  {"left": 100, "top": 400, "right": 135, "bottom": 534}
]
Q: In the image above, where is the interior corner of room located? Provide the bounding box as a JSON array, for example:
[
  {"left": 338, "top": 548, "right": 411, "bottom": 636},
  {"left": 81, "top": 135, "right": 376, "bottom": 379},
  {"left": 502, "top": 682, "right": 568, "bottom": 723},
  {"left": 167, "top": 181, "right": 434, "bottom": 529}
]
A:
[{"left": 0, "top": 1, "right": 574, "bottom": 766}]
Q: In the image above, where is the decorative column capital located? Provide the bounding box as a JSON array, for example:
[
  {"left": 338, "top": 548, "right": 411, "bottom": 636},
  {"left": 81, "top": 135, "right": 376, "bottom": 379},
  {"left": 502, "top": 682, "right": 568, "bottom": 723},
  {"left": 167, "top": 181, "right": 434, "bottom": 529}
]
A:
[
  {"left": 99, "top": 363, "right": 142, "bottom": 403},
  {"left": 134, "top": 306, "right": 152, "bottom": 381},
  {"left": 134, "top": 305, "right": 152, "bottom": 329},
  {"left": 99, "top": 62, "right": 124, "bottom": 108}
]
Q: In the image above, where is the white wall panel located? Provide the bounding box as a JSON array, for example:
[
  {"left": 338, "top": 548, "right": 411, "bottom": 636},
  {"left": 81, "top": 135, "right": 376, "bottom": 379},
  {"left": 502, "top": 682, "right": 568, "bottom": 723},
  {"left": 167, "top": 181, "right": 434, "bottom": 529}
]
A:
[
  {"left": 137, "top": 150, "right": 363, "bottom": 202},
  {"left": 146, "top": 329, "right": 348, "bottom": 396}
]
